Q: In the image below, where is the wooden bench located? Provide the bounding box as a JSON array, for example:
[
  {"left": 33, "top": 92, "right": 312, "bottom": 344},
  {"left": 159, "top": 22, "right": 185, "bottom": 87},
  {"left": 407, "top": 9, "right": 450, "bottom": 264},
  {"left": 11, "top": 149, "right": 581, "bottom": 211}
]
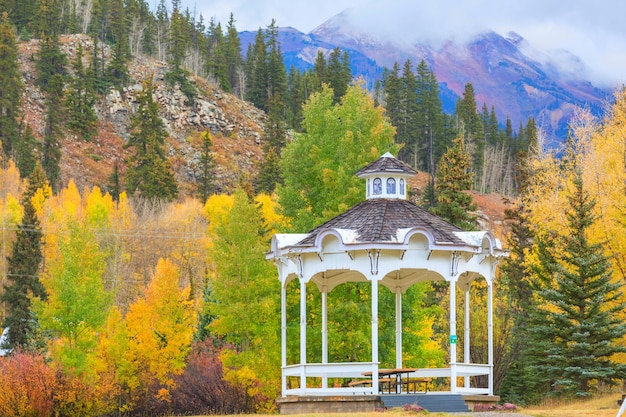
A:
[{"left": 401, "top": 377, "right": 431, "bottom": 393}]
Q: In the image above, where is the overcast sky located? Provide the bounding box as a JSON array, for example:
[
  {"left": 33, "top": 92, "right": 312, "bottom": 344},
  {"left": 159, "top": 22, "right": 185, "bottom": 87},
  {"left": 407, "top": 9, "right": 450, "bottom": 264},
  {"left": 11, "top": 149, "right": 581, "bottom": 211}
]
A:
[{"left": 180, "top": 0, "right": 626, "bottom": 87}]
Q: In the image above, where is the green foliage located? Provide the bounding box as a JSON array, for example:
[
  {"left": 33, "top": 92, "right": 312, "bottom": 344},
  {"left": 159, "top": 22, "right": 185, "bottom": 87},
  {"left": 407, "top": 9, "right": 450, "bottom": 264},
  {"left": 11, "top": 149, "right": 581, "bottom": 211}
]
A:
[
  {"left": 105, "top": 0, "right": 129, "bottom": 87},
  {"left": 277, "top": 83, "right": 399, "bottom": 231},
  {"left": 256, "top": 93, "right": 287, "bottom": 194},
  {"left": 164, "top": 0, "right": 197, "bottom": 103},
  {"left": 383, "top": 59, "right": 449, "bottom": 174},
  {"left": 0, "top": 14, "right": 23, "bottom": 157},
  {"left": 35, "top": 220, "right": 113, "bottom": 376},
  {"left": 197, "top": 131, "right": 215, "bottom": 201},
  {"left": 42, "top": 73, "right": 64, "bottom": 191},
  {"left": 207, "top": 188, "right": 280, "bottom": 410},
  {"left": 15, "top": 124, "right": 38, "bottom": 179},
  {"left": 66, "top": 42, "right": 98, "bottom": 140},
  {"left": 526, "top": 172, "right": 626, "bottom": 398},
  {"left": 124, "top": 76, "right": 178, "bottom": 200},
  {"left": 430, "top": 135, "right": 477, "bottom": 230}
]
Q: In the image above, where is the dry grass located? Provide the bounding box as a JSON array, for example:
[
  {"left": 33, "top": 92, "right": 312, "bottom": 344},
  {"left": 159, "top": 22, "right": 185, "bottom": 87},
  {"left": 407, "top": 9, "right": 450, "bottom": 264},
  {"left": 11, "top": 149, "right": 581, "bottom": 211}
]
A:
[{"left": 521, "top": 393, "right": 623, "bottom": 417}]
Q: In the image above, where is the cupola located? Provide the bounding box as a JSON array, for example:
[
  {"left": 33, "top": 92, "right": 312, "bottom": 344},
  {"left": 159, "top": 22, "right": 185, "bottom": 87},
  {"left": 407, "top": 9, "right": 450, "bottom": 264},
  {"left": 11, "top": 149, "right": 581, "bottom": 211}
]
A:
[{"left": 355, "top": 152, "right": 417, "bottom": 200}]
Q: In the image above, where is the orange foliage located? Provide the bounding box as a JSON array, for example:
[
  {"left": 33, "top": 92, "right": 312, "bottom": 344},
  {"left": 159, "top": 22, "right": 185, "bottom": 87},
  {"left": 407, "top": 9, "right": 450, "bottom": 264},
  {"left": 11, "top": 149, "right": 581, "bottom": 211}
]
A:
[{"left": 0, "top": 351, "right": 55, "bottom": 417}]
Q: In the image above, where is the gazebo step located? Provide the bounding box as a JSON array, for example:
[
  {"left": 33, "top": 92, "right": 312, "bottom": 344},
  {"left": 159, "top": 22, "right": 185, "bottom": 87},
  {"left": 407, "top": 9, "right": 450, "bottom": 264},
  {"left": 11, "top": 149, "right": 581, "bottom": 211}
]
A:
[{"left": 381, "top": 394, "right": 470, "bottom": 413}]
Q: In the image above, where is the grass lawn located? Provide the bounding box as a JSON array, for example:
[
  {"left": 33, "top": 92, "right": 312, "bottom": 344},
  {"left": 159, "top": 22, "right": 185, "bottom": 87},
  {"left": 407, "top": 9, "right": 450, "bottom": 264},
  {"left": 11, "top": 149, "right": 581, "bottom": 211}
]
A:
[{"left": 195, "top": 393, "right": 624, "bottom": 417}]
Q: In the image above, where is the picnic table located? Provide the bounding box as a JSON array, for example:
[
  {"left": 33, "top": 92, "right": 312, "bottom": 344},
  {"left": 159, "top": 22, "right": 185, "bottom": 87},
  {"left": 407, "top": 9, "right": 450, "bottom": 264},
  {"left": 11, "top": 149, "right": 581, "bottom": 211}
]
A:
[{"left": 360, "top": 368, "right": 429, "bottom": 394}]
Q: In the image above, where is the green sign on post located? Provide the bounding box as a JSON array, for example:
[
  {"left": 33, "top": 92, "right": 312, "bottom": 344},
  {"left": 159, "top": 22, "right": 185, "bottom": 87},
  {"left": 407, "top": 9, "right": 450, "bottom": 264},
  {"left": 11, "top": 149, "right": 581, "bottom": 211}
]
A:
[{"left": 450, "top": 335, "right": 457, "bottom": 344}]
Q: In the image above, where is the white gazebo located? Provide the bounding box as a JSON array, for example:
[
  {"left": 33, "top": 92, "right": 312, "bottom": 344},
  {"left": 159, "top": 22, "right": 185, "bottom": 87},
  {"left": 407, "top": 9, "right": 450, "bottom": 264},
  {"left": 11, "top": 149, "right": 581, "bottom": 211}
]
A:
[{"left": 267, "top": 153, "right": 507, "bottom": 405}]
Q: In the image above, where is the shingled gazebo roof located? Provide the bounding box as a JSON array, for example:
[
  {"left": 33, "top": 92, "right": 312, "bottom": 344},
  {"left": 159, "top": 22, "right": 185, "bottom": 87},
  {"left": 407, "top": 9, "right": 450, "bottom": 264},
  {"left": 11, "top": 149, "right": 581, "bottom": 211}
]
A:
[
  {"left": 296, "top": 198, "right": 466, "bottom": 246},
  {"left": 294, "top": 152, "right": 465, "bottom": 247},
  {"left": 355, "top": 152, "right": 418, "bottom": 177}
]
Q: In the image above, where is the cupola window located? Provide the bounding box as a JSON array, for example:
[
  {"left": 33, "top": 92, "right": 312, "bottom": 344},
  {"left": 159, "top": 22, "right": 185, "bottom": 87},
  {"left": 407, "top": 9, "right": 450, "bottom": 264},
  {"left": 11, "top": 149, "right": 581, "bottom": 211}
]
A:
[
  {"left": 400, "top": 178, "right": 405, "bottom": 195},
  {"left": 373, "top": 178, "right": 382, "bottom": 195},
  {"left": 387, "top": 178, "right": 396, "bottom": 194}
]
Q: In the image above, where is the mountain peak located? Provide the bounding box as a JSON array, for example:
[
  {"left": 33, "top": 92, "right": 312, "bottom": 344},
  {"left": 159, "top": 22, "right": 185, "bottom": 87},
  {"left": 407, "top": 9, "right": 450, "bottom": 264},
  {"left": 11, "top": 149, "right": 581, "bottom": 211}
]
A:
[{"left": 241, "top": 17, "right": 610, "bottom": 143}]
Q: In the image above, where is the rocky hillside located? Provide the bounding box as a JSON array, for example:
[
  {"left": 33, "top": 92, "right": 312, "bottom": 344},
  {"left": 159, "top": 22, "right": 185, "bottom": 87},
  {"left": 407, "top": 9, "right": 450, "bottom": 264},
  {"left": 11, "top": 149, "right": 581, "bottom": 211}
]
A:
[
  {"left": 18, "top": 34, "right": 267, "bottom": 196},
  {"left": 16, "top": 34, "right": 510, "bottom": 238}
]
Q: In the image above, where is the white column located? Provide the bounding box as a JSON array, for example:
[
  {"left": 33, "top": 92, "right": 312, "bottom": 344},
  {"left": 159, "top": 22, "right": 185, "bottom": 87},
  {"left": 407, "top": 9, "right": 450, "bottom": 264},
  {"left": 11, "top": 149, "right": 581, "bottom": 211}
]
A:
[
  {"left": 281, "top": 283, "right": 287, "bottom": 396},
  {"left": 322, "top": 287, "right": 328, "bottom": 389},
  {"left": 464, "top": 289, "right": 471, "bottom": 388},
  {"left": 372, "top": 278, "right": 379, "bottom": 391},
  {"left": 300, "top": 279, "right": 307, "bottom": 393},
  {"left": 450, "top": 279, "right": 457, "bottom": 393},
  {"left": 488, "top": 280, "right": 494, "bottom": 396},
  {"left": 395, "top": 288, "right": 402, "bottom": 369}
]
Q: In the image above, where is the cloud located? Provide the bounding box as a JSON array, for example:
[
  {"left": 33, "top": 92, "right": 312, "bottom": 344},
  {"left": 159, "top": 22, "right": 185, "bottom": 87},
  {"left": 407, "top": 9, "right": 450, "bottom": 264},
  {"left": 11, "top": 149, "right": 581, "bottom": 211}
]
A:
[{"left": 184, "top": 0, "right": 626, "bottom": 86}]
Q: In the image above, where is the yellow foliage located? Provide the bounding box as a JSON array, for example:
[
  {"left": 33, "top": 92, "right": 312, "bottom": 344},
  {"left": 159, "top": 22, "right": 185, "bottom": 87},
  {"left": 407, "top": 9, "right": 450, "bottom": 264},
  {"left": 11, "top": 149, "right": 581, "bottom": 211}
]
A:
[
  {"left": 255, "top": 193, "right": 288, "bottom": 234},
  {"left": 85, "top": 186, "right": 115, "bottom": 229},
  {"left": 124, "top": 258, "right": 197, "bottom": 387},
  {"left": 204, "top": 193, "right": 233, "bottom": 233}
]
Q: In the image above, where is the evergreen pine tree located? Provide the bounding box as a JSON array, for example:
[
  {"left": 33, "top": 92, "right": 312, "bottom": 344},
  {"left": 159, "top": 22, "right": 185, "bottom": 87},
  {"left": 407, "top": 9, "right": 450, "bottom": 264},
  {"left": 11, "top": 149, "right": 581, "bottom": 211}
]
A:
[
  {"left": 312, "top": 49, "right": 327, "bottom": 89},
  {"left": 398, "top": 60, "right": 419, "bottom": 167},
  {"left": 0, "top": 13, "right": 23, "bottom": 157},
  {"left": 165, "top": 0, "right": 196, "bottom": 103},
  {"left": 124, "top": 76, "right": 178, "bottom": 200},
  {"left": 430, "top": 135, "right": 477, "bottom": 230},
  {"left": 256, "top": 93, "right": 286, "bottom": 194},
  {"left": 265, "top": 19, "right": 288, "bottom": 108},
  {"left": 42, "top": 73, "right": 64, "bottom": 191},
  {"left": 245, "top": 28, "right": 267, "bottom": 109},
  {"left": 106, "top": 0, "right": 129, "bottom": 87},
  {"left": 66, "top": 42, "right": 98, "bottom": 140},
  {"left": 35, "top": 0, "right": 67, "bottom": 93},
  {"left": 207, "top": 20, "right": 229, "bottom": 91},
  {"left": 527, "top": 171, "right": 626, "bottom": 398},
  {"left": 197, "top": 131, "right": 215, "bottom": 202},
  {"left": 106, "top": 160, "right": 121, "bottom": 202},
  {"left": 326, "top": 47, "right": 351, "bottom": 103},
  {"left": 0, "top": 164, "right": 48, "bottom": 350},
  {"left": 15, "top": 123, "right": 38, "bottom": 179},
  {"left": 455, "top": 83, "right": 485, "bottom": 187},
  {"left": 497, "top": 201, "right": 536, "bottom": 404},
  {"left": 224, "top": 13, "right": 243, "bottom": 97},
  {"left": 416, "top": 59, "right": 446, "bottom": 175}
]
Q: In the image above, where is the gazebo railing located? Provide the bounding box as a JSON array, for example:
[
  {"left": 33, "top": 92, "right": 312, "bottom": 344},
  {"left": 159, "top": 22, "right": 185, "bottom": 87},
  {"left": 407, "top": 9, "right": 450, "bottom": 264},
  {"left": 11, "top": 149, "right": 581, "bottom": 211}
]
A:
[
  {"left": 282, "top": 362, "right": 492, "bottom": 396},
  {"left": 283, "top": 362, "right": 377, "bottom": 396}
]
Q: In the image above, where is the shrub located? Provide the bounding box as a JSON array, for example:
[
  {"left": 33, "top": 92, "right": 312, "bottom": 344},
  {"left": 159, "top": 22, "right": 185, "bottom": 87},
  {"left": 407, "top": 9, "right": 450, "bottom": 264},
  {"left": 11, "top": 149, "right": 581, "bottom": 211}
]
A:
[
  {"left": 403, "top": 403, "right": 425, "bottom": 412},
  {"left": 0, "top": 351, "right": 55, "bottom": 417},
  {"left": 168, "top": 338, "right": 246, "bottom": 415}
]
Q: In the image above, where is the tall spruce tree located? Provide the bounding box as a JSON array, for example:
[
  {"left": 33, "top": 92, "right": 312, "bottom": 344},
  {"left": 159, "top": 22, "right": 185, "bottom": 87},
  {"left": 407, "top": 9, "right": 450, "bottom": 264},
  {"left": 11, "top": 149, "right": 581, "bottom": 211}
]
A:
[
  {"left": 66, "top": 42, "right": 98, "bottom": 140},
  {"left": 430, "top": 135, "right": 477, "bottom": 230},
  {"left": 0, "top": 13, "right": 23, "bottom": 157},
  {"left": 245, "top": 28, "right": 267, "bottom": 109},
  {"left": 256, "top": 93, "right": 286, "bottom": 194},
  {"left": 527, "top": 171, "right": 626, "bottom": 398},
  {"left": 197, "top": 131, "right": 215, "bottom": 202},
  {"left": 124, "top": 76, "right": 178, "bottom": 200},
  {"left": 224, "top": 13, "right": 243, "bottom": 97},
  {"left": 455, "top": 83, "right": 485, "bottom": 187},
  {"left": 0, "top": 164, "right": 48, "bottom": 350},
  {"left": 42, "top": 73, "right": 64, "bottom": 191},
  {"left": 326, "top": 47, "right": 351, "bottom": 103},
  {"left": 15, "top": 123, "right": 38, "bottom": 179},
  {"left": 165, "top": 0, "right": 196, "bottom": 103},
  {"left": 35, "top": 0, "right": 67, "bottom": 92}
]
